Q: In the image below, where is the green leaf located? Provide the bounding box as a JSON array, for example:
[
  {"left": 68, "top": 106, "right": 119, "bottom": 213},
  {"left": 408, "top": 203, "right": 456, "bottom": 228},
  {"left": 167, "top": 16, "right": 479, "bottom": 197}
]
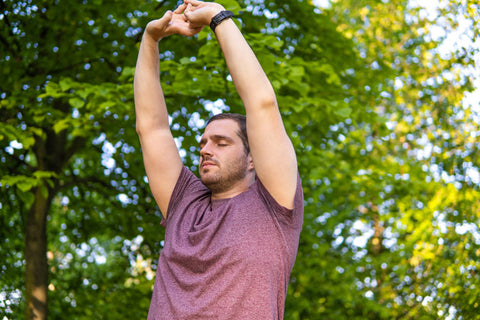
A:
[
  {"left": 59, "top": 78, "right": 74, "bottom": 91},
  {"left": 69, "top": 97, "right": 85, "bottom": 109},
  {"left": 33, "top": 171, "right": 58, "bottom": 179},
  {"left": 45, "top": 82, "right": 65, "bottom": 98},
  {"left": 1, "top": 175, "right": 38, "bottom": 191},
  {"left": 216, "top": 0, "right": 242, "bottom": 13},
  {"left": 334, "top": 107, "right": 352, "bottom": 118},
  {"left": 53, "top": 119, "right": 71, "bottom": 133},
  {"left": 179, "top": 57, "right": 191, "bottom": 65}
]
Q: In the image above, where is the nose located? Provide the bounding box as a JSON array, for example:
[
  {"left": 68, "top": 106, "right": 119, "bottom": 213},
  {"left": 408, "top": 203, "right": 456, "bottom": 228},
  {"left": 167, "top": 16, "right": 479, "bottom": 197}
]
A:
[{"left": 200, "top": 141, "right": 213, "bottom": 157}]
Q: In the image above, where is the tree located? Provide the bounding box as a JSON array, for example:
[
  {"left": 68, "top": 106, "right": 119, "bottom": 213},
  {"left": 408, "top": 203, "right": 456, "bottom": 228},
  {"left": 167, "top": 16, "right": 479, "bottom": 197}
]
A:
[
  {"left": 1, "top": 0, "right": 479, "bottom": 319},
  {"left": 0, "top": 0, "right": 173, "bottom": 318},
  {"left": 284, "top": 0, "right": 480, "bottom": 319}
]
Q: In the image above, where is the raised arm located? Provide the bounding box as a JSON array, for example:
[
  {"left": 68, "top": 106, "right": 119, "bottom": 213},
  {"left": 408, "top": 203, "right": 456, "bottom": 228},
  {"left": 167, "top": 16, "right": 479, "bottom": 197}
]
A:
[
  {"left": 184, "top": 0, "right": 298, "bottom": 209},
  {"left": 134, "top": 6, "right": 202, "bottom": 216}
]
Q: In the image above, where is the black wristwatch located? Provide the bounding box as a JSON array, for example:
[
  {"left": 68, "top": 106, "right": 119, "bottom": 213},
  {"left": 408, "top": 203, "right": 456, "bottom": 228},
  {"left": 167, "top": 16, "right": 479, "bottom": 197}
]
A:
[{"left": 210, "top": 10, "right": 234, "bottom": 32}]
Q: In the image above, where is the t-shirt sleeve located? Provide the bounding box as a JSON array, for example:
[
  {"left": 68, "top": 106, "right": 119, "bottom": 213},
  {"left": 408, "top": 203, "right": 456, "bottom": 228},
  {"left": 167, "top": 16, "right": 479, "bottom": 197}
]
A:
[
  {"left": 256, "top": 171, "right": 304, "bottom": 225},
  {"left": 160, "top": 166, "right": 205, "bottom": 227}
]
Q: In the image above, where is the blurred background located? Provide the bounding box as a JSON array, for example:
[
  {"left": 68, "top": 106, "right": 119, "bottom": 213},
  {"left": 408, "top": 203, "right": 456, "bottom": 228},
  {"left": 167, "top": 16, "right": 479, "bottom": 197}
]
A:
[{"left": 1, "top": 0, "right": 479, "bottom": 319}]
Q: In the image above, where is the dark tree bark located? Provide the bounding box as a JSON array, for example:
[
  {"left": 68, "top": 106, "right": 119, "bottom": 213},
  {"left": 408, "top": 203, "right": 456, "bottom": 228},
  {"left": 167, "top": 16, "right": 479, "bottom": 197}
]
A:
[{"left": 25, "top": 186, "right": 51, "bottom": 320}]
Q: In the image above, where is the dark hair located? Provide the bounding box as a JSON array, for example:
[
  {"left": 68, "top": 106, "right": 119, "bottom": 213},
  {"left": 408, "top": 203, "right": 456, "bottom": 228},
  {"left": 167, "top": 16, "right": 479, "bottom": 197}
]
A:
[{"left": 206, "top": 113, "right": 249, "bottom": 154}]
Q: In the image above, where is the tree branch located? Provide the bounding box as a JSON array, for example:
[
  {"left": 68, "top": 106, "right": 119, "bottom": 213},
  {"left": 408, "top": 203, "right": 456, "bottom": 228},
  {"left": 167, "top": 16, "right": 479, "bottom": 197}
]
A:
[{"left": 2, "top": 151, "right": 34, "bottom": 173}]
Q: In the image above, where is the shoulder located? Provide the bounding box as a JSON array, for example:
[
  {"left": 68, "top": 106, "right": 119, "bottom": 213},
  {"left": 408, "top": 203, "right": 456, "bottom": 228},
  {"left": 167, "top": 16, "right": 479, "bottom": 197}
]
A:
[
  {"left": 166, "top": 166, "right": 210, "bottom": 215},
  {"left": 174, "top": 166, "right": 205, "bottom": 191},
  {"left": 253, "top": 172, "right": 304, "bottom": 219}
]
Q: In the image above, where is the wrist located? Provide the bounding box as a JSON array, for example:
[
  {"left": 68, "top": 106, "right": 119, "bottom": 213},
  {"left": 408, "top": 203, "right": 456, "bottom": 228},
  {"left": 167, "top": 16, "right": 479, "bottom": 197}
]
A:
[
  {"left": 142, "top": 32, "right": 161, "bottom": 44},
  {"left": 206, "top": 4, "right": 225, "bottom": 21},
  {"left": 144, "top": 23, "right": 168, "bottom": 42}
]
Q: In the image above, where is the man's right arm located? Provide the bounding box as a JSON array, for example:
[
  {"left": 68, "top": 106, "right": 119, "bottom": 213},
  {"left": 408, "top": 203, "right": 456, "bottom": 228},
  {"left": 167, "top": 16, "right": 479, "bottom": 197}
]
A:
[{"left": 134, "top": 8, "right": 201, "bottom": 217}]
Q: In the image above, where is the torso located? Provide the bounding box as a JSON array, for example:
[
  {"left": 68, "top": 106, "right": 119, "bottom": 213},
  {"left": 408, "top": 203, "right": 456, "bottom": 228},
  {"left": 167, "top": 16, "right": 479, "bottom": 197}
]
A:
[{"left": 147, "top": 167, "right": 303, "bottom": 320}]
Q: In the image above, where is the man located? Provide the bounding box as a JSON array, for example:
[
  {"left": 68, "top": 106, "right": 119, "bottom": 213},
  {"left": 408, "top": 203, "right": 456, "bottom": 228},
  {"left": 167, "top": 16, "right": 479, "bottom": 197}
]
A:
[{"left": 134, "top": 1, "right": 303, "bottom": 319}]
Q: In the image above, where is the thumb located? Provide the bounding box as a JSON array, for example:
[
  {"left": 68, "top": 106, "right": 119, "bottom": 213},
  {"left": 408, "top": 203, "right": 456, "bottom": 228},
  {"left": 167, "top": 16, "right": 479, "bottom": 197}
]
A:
[
  {"left": 162, "top": 10, "right": 173, "bottom": 22},
  {"left": 146, "top": 10, "right": 172, "bottom": 33},
  {"left": 155, "top": 10, "right": 173, "bottom": 29}
]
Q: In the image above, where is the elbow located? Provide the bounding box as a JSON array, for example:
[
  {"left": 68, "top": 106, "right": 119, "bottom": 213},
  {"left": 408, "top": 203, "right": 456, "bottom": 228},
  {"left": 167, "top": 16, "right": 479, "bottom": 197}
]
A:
[
  {"left": 258, "top": 94, "right": 278, "bottom": 111},
  {"left": 135, "top": 118, "right": 171, "bottom": 139},
  {"left": 135, "top": 119, "right": 152, "bottom": 137},
  {"left": 135, "top": 122, "right": 142, "bottom": 136},
  {"left": 135, "top": 112, "right": 167, "bottom": 136},
  {"left": 135, "top": 121, "right": 145, "bottom": 137},
  {"left": 246, "top": 92, "right": 278, "bottom": 111}
]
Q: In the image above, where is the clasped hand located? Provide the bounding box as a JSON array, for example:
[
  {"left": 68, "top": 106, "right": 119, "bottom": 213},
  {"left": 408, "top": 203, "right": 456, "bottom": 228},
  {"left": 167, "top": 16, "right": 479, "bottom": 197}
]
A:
[{"left": 145, "top": 0, "right": 225, "bottom": 41}]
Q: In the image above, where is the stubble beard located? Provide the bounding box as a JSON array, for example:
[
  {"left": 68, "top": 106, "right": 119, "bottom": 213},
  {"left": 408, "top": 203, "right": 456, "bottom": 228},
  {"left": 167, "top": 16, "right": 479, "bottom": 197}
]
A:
[{"left": 200, "top": 156, "right": 249, "bottom": 194}]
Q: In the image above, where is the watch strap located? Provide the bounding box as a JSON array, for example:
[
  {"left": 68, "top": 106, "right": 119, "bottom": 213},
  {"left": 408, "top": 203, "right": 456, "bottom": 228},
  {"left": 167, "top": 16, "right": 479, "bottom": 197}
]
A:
[{"left": 210, "top": 10, "right": 234, "bottom": 32}]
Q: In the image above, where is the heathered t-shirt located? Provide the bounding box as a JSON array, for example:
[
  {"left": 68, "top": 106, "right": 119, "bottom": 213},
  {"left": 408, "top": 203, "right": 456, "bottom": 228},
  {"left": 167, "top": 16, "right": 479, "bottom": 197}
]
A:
[{"left": 147, "top": 166, "right": 304, "bottom": 320}]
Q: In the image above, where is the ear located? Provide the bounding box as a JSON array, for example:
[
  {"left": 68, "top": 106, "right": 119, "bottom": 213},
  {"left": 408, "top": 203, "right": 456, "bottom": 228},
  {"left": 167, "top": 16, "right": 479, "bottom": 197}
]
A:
[{"left": 247, "top": 153, "right": 255, "bottom": 171}]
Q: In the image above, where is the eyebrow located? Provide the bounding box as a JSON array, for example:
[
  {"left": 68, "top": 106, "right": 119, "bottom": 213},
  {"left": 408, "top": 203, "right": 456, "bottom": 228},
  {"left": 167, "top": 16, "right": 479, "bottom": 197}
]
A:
[{"left": 199, "top": 134, "right": 235, "bottom": 146}]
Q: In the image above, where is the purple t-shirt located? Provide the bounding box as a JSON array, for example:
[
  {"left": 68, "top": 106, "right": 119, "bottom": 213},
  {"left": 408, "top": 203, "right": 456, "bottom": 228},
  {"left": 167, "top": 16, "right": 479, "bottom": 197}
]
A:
[{"left": 147, "top": 166, "right": 303, "bottom": 320}]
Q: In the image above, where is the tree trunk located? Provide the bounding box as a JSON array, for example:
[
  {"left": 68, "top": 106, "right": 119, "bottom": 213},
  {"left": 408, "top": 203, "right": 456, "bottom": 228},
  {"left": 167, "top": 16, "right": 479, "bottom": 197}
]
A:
[
  {"left": 25, "top": 186, "right": 50, "bottom": 320},
  {"left": 23, "top": 118, "right": 73, "bottom": 319},
  {"left": 371, "top": 210, "right": 384, "bottom": 256}
]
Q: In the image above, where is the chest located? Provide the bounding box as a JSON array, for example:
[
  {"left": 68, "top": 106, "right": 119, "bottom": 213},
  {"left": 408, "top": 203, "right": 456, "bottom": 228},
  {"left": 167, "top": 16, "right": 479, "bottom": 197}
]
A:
[{"left": 162, "top": 195, "right": 286, "bottom": 270}]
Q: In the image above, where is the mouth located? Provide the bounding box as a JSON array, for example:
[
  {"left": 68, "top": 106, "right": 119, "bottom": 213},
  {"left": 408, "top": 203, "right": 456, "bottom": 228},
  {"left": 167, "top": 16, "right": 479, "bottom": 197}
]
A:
[{"left": 201, "top": 160, "right": 217, "bottom": 169}]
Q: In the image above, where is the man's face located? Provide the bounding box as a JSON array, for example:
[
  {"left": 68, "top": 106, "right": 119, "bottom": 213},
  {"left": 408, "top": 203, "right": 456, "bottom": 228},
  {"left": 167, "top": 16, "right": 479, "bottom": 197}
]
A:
[{"left": 198, "top": 119, "right": 251, "bottom": 192}]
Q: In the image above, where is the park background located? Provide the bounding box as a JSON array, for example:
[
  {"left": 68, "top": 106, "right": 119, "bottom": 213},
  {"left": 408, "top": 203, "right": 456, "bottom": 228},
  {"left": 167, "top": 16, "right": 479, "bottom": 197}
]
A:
[{"left": 1, "top": 0, "right": 479, "bottom": 319}]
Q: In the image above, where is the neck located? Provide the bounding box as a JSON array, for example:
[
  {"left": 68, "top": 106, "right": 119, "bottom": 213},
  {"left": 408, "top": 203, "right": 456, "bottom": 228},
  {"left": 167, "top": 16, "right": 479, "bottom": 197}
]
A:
[{"left": 210, "top": 174, "right": 255, "bottom": 200}]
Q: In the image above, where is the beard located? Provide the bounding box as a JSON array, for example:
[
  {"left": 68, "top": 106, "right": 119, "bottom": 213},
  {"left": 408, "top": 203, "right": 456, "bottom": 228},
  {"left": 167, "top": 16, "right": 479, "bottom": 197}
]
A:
[{"left": 200, "top": 155, "right": 249, "bottom": 194}]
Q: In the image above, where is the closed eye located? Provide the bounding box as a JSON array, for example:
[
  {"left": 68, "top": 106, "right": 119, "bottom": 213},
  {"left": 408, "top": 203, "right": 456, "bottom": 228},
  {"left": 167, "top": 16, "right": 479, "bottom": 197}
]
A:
[{"left": 199, "top": 135, "right": 234, "bottom": 149}]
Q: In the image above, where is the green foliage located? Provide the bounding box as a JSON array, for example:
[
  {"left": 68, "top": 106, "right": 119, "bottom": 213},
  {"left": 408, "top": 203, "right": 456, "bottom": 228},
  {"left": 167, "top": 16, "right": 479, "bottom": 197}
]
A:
[{"left": 1, "top": 0, "right": 479, "bottom": 319}]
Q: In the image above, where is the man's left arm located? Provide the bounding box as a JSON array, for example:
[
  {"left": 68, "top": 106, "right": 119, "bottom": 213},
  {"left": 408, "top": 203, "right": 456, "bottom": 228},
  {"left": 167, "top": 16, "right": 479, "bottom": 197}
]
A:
[{"left": 185, "top": 0, "right": 297, "bottom": 209}]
